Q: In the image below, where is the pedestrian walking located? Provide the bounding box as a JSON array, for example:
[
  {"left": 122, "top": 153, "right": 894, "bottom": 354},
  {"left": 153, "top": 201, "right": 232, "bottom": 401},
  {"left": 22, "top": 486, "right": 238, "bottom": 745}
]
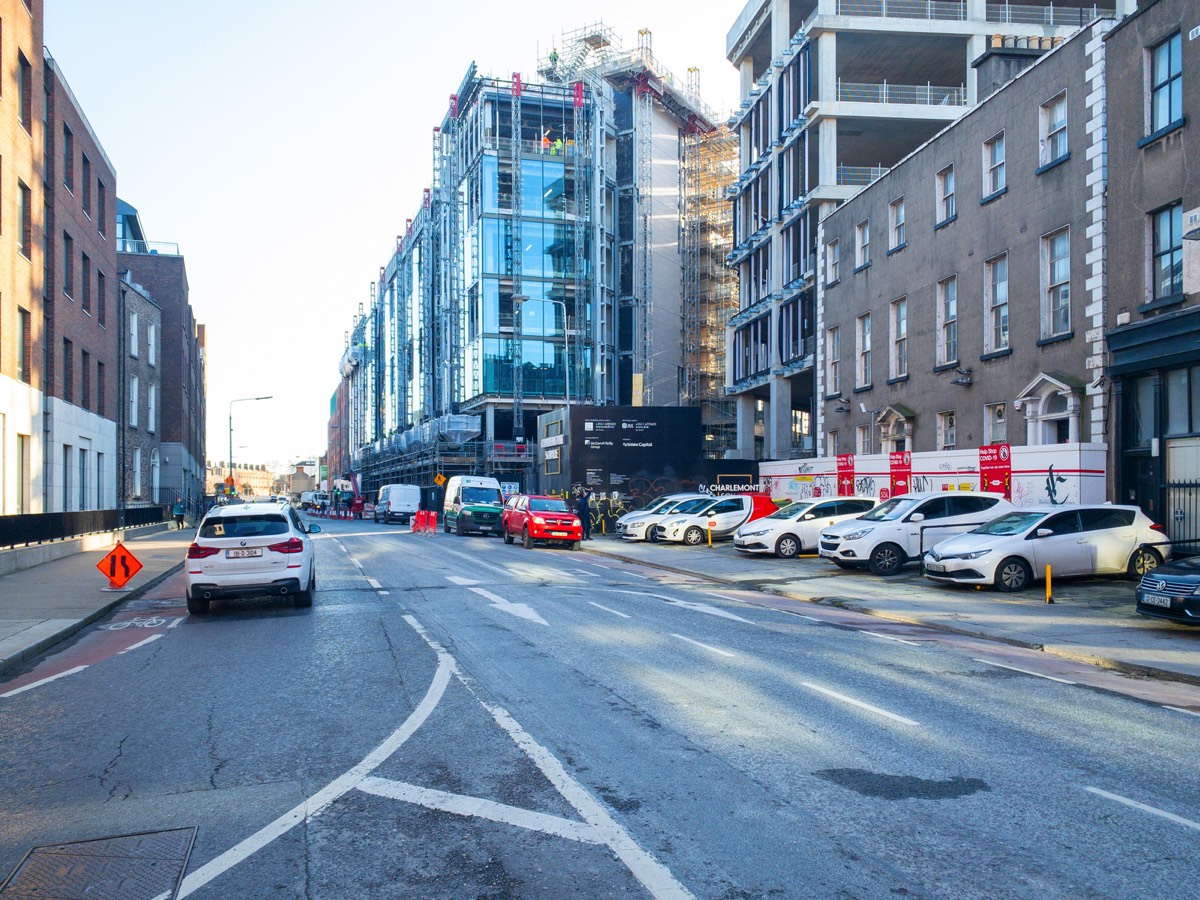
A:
[
  {"left": 172, "top": 497, "right": 186, "bottom": 530},
  {"left": 577, "top": 488, "right": 593, "bottom": 540}
]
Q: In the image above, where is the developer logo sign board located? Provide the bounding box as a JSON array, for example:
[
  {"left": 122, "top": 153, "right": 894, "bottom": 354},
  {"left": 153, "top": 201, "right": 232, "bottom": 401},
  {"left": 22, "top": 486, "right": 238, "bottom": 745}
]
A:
[{"left": 979, "top": 443, "right": 1012, "bottom": 499}]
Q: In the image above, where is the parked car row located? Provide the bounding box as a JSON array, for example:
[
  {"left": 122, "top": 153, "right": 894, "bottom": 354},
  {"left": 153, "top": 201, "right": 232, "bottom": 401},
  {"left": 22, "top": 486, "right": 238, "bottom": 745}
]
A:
[{"left": 617, "top": 490, "right": 1172, "bottom": 599}]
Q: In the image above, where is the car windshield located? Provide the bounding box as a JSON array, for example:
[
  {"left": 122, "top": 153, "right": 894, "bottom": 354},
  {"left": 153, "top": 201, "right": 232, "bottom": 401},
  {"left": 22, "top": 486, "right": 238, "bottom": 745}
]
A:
[
  {"left": 199, "top": 514, "right": 289, "bottom": 539},
  {"left": 971, "top": 511, "right": 1045, "bottom": 536},
  {"left": 858, "top": 497, "right": 921, "bottom": 522},
  {"left": 673, "top": 498, "right": 713, "bottom": 515},
  {"left": 642, "top": 496, "right": 677, "bottom": 514},
  {"left": 463, "top": 487, "right": 503, "bottom": 505},
  {"left": 767, "top": 501, "right": 816, "bottom": 520},
  {"left": 530, "top": 498, "right": 570, "bottom": 513}
]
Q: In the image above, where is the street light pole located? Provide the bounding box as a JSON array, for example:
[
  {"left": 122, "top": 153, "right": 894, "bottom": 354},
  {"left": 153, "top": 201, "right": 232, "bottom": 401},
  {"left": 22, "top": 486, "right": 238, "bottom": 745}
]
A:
[{"left": 228, "top": 395, "right": 272, "bottom": 495}]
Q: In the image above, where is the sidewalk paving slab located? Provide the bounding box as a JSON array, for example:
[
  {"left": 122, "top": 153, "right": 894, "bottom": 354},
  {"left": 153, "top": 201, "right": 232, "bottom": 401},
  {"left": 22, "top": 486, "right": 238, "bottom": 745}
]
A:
[{"left": 0, "top": 528, "right": 193, "bottom": 676}]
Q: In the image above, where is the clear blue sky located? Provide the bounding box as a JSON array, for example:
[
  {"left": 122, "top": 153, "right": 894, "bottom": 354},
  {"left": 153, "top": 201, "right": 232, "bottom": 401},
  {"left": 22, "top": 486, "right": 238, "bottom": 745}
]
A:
[{"left": 43, "top": 0, "right": 741, "bottom": 468}]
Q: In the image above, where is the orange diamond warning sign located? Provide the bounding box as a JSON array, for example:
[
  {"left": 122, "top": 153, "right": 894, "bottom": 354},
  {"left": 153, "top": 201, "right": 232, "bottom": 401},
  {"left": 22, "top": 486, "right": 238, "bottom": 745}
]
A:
[{"left": 97, "top": 542, "right": 143, "bottom": 590}]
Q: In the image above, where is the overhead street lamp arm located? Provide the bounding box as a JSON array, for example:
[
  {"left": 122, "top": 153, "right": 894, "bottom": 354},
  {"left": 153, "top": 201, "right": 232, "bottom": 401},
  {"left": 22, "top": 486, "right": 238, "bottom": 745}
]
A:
[{"left": 228, "top": 395, "right": 273, "bottom": 488}]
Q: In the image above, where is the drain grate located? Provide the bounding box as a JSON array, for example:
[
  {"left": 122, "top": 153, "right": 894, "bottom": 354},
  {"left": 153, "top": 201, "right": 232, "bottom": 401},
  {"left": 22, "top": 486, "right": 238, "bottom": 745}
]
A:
[{"left": 0, "top": 827, "right": 195, "bottom": 899}]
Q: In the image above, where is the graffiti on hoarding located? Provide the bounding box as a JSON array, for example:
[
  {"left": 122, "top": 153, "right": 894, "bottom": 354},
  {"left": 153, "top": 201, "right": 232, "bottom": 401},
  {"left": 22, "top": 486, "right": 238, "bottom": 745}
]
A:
[
  {"left": 854, "top": 476, "right": 878, "bottom": 496},
  {"left": 1045, "top": 465, "right": 1070, "bottom": 505}
]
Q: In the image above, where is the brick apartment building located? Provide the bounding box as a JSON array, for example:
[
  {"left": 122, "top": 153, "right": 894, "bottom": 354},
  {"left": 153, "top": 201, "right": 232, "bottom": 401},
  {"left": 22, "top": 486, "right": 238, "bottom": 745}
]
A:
[
  {"left": 43, "top": 52, "right": 119, "bottom": 512},
  {"left": 117, "top": 273, "right": 163, "bottom": 505},
  {"left": 0, "top": 0, "right": 45, "bottom": 514}
]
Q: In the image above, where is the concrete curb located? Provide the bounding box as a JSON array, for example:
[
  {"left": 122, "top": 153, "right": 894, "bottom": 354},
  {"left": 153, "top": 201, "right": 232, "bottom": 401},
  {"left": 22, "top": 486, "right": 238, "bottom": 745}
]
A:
[
  {"left": 0, "top": 561, "right": 183, "bottom": 677},
  {"left": 583, "top": 542, "right": 1200, "bottom": 689}
]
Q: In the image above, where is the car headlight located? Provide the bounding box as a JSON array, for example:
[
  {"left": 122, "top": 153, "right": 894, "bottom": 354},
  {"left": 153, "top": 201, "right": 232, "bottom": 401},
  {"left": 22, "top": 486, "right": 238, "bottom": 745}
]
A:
[
  {"left": 955, "top": 549, "right": 993, "bottom": 560},
  {"left": 531, "top": 516, "right": 546, "bottom": 524},
  {"left": 571, "top": 518, "right": 580, "bottom": 527},
  {"left": 663, "top": 518, "right": 684, "bottom": 527},
  {"left": 839, "top": 528, "right": 874, "bottom": 541},
  {"left": 740, "top": 528, "right": 770, "bottom": 538}
]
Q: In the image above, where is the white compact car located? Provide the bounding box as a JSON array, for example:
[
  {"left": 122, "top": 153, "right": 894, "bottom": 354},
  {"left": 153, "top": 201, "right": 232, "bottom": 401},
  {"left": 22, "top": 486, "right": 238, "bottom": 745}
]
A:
[
  {"left": 617, "top": 493, "right": 713, "bottom": 542},
  {"left": 819, "top": 490, "right": 1016, "bottom": 576},
  {"left": 185, "top": 503, "right": 322, "bottom": 614},
  {"left": 734, "top": 496, "right": 879, "bottom": 558},
  {"left": 655, "top": 494, "right": 772, "bottom": 545},
  {"left": 923, "top": 504, "right": 1168, "bottom": 591}
]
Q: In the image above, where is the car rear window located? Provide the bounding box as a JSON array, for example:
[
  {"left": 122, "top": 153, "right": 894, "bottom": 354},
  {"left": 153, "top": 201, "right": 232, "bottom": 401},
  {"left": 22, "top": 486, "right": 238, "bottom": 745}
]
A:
[
  {"left": 530, "top": 498, "right": 570, "bottom": 513},
  {"left": 200, "top": 515, "right": 290, "bottom": 539}
]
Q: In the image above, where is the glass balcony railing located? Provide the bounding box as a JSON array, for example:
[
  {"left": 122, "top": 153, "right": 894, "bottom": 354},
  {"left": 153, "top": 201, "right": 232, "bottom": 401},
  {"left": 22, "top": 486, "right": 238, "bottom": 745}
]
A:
[
  {"left": 835, "top": 0, "right": 967, "bottom": 21},
  {"left": 986, "top": 3, "right": 1114, "bottom": 26},
  {"left": 837, "top": 81, "right": 967, "bottom": 106},
  {"left": 117, "top": 238, "right": 181, "bottom": 256}
]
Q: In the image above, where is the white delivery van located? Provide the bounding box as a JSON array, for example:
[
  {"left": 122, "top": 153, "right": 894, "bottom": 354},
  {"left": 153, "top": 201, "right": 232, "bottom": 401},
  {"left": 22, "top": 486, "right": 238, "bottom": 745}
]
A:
[
  {"left": 443, "top": 475, "right": 504, "bottom": 535},
  {"left": 374, "top": 484, "right": 421, "bottom": 524}
]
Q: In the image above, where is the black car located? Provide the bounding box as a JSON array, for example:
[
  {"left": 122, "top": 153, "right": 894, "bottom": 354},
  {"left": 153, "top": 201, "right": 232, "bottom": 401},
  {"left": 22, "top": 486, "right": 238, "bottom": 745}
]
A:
[{"left": 1136, "top": 558, "right": 1200, "bottom": 625}]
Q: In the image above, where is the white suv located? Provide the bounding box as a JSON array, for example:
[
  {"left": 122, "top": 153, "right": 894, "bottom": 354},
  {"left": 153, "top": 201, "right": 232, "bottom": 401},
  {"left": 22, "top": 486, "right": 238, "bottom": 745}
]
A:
[
  {"left": 185, "top": 504, "right": 322, "bottom": 614},
  {"left": 818, "top": 490, "right": 1016, "bottom": 576}
]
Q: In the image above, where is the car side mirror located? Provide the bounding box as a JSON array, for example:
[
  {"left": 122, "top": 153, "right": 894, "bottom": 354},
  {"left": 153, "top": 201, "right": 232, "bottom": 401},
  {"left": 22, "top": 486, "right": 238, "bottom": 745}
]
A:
[
  {"left": 308, "top": 524, "right": 322, "bottom": 534},
  {"left": 909, "top": 513, "right": 925, "bottom": 523},
  {"left": 802, "top": 513, "right": 815, "bottom": 520},
  {"left": 1036, "top": 528, "right": 1053, "bottom": 538}
]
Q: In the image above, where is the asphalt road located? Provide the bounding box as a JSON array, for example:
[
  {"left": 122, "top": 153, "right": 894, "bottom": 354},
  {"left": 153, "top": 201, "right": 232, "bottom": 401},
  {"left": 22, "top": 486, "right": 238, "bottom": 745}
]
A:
[{"left": 1, "top": 517, "right": 1197, "bottom": 898}]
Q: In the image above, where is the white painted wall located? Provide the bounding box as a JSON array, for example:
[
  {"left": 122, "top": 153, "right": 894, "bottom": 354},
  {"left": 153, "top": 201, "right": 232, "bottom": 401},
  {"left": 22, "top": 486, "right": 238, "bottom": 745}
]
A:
[
  {"left": 0, "top": 377, "right": 44, "bottom": 514},
  {"left": 44, "top": 398, "right": 117, "bottom": 512}
]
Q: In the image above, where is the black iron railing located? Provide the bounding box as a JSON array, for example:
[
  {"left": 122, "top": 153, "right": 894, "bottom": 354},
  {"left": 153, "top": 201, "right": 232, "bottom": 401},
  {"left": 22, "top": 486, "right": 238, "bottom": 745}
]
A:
[{"left": 0, "top": 506, "right": 168, "bottom": 549}]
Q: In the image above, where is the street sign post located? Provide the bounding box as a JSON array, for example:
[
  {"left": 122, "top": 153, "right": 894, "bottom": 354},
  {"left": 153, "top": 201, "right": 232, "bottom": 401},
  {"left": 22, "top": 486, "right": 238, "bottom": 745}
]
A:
[{"left": 97, "top": 542, "right": 143, "bottom": 591}]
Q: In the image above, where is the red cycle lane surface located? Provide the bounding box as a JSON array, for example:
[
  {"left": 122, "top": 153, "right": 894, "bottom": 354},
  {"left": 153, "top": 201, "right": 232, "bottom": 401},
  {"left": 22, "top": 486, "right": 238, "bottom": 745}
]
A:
[{"left": 0, "top": 573, "right": 187, "bottom": 699}]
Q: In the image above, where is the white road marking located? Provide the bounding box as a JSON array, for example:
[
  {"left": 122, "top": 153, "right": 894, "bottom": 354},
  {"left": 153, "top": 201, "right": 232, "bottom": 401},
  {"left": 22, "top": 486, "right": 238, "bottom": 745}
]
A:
[
  {"left": 366, "top": 577, "right": 382, "bottom": 590},
  {"left": 468, "top": 587, "right": 549, "bottom": 626},
  {"left": 0, "top": 665, "right": 89, "bottom": 698},
  {"left": 175, "top": 623, "right": 455, "bottom": 898},
  {"left": 378, "top": 590, "right": 390, "bottom": 596},
  {"left": 800, "top": 681, "right": 921, "bottom": 727},
  {"left": 671, "top": 634, "right": 735, "bottom": 658},
  {"left": 1083, "top": 786, "right": 1200, "bottom": 832},
  {"left": 447, "top": 575, "right": 480, "bottom": 585},
  {"left": 1164, "top": 706, "right": 1200, "bottom": 717},
  {"left": 611, "top": 590, "right": 752, "bottom": 624},
  {"left": 474, "top": 694, "right": 694, "bottom": 899},
  {"left": 588, "top": 602, "right": 632, "bottom": 619},
  {"left": 356, "top": 777, "right": 603, "bottom": 845},
  {"left": 590, "top": 563, "right": 615, "bottom": 570},
  {"left": 973, "top": 659, "right": 1076, "bottom": 685},
  {"left": 863, "top": 631, "right": 923, "bottom": 647},
  {"left": 168, "top": 617, "right": 185, "bottom": 629},
  {"left": 793, "top": 614, "right": 821, "bottom": 622},
  {"left": 119, "top": 634, "right": 163, "bottom": 654},
  {"left": 349, "top": 558, "right": 363, "bottom": 570}
]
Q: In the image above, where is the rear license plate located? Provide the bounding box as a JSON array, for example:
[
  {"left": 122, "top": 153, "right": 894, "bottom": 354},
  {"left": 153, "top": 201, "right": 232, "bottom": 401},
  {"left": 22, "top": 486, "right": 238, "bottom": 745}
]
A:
[
  {"left": 925, "top": 563, "right": 946, "bottom": 573},
  {"left": 1140, "top": 593, "right": 1173, "bottom": 608},
  {"left": 226, "top": 548, "right": 262, "bottom": 559}
]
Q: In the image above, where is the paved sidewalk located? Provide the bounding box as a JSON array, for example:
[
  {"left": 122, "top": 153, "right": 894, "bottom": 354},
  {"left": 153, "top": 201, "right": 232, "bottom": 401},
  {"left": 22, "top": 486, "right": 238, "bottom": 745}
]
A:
[
  {"left": 580, "top": 536, "right": 1200, "bottom": 685},
  {"left": 0, "top": 528, "right": 193, "bottom": 675}
]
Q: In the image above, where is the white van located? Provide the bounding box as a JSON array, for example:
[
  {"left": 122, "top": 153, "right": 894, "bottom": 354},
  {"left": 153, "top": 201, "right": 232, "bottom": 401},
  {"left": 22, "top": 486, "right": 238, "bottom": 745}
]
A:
[
  {"left": 374, "top": 484, "right": 421, "bottom": 524},
  {"left": 443, "top": 475, "right": 504, "bottom": 535}
]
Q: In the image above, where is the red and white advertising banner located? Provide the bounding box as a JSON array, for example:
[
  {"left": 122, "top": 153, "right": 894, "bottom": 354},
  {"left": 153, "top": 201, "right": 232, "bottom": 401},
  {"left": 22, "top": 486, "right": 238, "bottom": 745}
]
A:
[
  {"left": 889, "top": 451, "right": 912, "bottom": 498},
  {"left": 836, "top": 454, "right": 855, "bottom": 497},
  {"left": 979, "top": 443, "right": 1012, "bottom": 499}
]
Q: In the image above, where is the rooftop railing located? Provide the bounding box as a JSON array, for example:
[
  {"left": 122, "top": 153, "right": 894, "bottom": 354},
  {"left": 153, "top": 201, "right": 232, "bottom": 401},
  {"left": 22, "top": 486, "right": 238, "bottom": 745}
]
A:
[
  {"left": 117, "top": 239, "right": 181, "bottom": 256},
  {"left": 837, "top": 80, "right": 968, "bottom": 106},
  {"left": 837, "top": 165, "right": 890, "bottom": 186},
  {"left": 986, "top": 3, "right": 1113, "bottom": 26},
  {"left": 836, "top": 0, "right": 967, "bottom": 21}
]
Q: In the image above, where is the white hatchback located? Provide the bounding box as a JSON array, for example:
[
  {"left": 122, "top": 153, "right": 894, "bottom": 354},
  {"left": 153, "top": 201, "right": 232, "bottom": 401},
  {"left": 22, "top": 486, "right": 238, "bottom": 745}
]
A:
[
  {"left": 923, "top": 504, "right": 1168, "bottom": 591},
  {"left": 734, "top": 496, "right": 879, "bottom": 559},
  {"left": 617, "top": 493, "right": 713, "bottom": 542},
  {"left": 185, "top": 504, "right": 322, "bottom": 614},
  {"left": 819, "top": 490, "right": 1016, "bottom": 576}
]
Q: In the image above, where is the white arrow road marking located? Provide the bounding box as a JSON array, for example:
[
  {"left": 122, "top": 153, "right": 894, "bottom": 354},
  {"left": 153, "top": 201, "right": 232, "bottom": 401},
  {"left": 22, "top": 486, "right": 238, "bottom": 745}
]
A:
[
  {"left": 611, "top": 590, "right": 753, "bottom": 624},
  {"left": 800, "top": 681, "right": 921, "bottom": 727},
  {"left": 1083, "top": 786, "right": 1200, "bottom": 832},
  {"left": 670, "top": 634, "right": 735, "bottom": 658},
  {"left": 468, "top": 587, "right": 549, "bottom": 626},
  {"left": 356, "top": 777, "right": 603, "bottom": 844},
  {"left": 447, "top": 575, "right": 479, "bottom": 585}
]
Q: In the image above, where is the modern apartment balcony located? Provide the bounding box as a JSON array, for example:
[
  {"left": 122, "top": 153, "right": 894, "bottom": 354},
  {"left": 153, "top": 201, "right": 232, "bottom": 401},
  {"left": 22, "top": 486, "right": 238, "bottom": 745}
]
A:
[
  {"left": 834, "top": 0, "right": 967, "bottom": 22},
  {"left": 117, "top": 239, "right": 181, "bottom": 256},
  {"left": 837, "top": 80, "right": 967, "bottom": 107},
  {"left": 836, "top": 164, "right": 890, "bottom": 187}
]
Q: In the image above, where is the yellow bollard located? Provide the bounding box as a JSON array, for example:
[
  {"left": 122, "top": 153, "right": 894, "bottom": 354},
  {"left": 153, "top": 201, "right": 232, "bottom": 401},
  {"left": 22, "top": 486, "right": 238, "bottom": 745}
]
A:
[
  {"left": 602, "top": 519, "right": 606, "bottom": 535},
  {"left": 1045, "top": 564, "right": 1054, "bottom": 604},
  {"left": 707, "top": 527, "right": 713, "bottom": 547}
]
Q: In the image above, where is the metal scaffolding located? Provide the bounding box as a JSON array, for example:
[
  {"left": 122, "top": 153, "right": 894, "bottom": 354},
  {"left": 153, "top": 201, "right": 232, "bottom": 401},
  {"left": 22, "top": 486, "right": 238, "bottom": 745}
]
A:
[{"left": 681, "top": 84, "right": 739, "bottom": 456}]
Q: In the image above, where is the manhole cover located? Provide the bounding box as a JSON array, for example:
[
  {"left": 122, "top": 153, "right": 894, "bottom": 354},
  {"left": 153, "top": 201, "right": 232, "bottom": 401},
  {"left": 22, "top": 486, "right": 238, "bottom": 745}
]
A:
[{"left": 0, "top": 827, "right": 195, "bottom": 899}]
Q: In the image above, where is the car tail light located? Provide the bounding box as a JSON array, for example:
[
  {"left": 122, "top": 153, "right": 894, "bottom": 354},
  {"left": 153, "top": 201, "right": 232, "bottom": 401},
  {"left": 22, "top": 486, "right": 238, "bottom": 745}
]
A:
[
  {"left": 187, "top": 543, "right": 220, "bottom": 559},
  {"left": 1151, "top": 523, "right": 1166, "bottom": 533},
  {"left": 268, "top": 537, "right": 305, "bottom": 554}
]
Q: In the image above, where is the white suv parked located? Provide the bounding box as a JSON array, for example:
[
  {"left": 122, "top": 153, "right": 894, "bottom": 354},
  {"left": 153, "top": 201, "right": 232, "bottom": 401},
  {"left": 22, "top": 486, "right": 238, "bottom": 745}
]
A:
[
  {"left": 617, "top": 493, "right": 712, "bottom": 542},
  {"left": 818, "top": 490, "right": 1016, "bottom": 576},
  {"left": 185, "top": 503, "right": 322, "bottom": 613}
]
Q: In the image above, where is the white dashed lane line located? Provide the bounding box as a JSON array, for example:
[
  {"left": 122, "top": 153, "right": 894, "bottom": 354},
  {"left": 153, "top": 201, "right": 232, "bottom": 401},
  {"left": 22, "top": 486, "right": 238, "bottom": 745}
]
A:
[
  {"left": 800, "top": 681, "right": 921, "bottom": 727},
  {"left": 366, "top": 577, "right": 382, "bottom": 590},
  {"left": 670, "top": 634, "right": 735, "bottom": 658},
  {"left": 862, "top": 631, "right": 924, "bottom": 647},
  {"left": 588, "top": 602, "right": 631, "bottom": 619},
  {"left": 973, "top": 659, "right": 1076, "bottom": 685},
  {"left": 1083, "top": 786, "right": 1200, "bottom": 832}
]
